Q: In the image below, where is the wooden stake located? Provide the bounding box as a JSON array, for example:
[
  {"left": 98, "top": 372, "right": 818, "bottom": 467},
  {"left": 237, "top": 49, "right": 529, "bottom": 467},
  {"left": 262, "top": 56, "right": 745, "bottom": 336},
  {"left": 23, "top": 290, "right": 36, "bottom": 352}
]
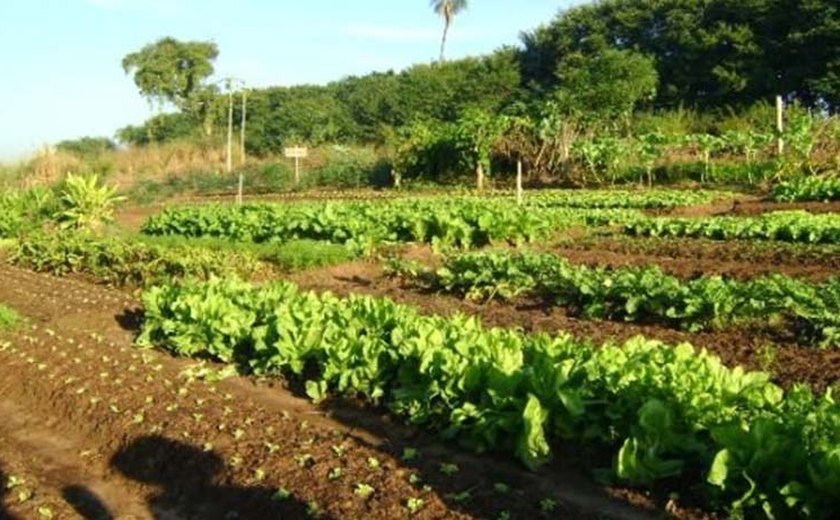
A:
[
  {"left": 516, "top": 159, "right": 523, "bottom": 205},
  {"left": 776, "top": 95, "right": 785, "bottom": 156},
  {"left": 237, "top": 89, "right": 246, "bottom": 206},
  {"left": 226, "top": 89, "right": 233, "bottom": 175}
]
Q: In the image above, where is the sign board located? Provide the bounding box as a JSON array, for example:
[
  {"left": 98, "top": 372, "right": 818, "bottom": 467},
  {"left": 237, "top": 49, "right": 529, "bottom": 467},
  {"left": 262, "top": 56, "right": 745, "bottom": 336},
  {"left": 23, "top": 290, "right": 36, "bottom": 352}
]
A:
[{"left": 284, "top": 147, "right": 309, "bottom": 158}]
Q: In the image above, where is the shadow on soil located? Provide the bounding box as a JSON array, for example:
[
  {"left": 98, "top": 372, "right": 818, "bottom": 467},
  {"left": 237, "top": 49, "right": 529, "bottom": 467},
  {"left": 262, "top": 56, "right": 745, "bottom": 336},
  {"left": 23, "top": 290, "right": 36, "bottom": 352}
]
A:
[
  {"left": 0, "top": 463, "right": 15, "bottom": 520},
  {"left": 110, "top": 435, "right": 328, "bottom": 520},
  {"left": 61, "top": 485, "right": 114, "bottom": 520},
  {"left": 315, "top": 396, "right": 650, "bottom": 520}
]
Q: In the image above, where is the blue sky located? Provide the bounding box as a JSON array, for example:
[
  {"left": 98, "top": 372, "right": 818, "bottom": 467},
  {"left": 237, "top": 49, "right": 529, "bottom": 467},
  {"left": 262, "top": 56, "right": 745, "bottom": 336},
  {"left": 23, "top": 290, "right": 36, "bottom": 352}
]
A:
[{"left": 0, "top": 0, "right": 573, "bottom": 161}]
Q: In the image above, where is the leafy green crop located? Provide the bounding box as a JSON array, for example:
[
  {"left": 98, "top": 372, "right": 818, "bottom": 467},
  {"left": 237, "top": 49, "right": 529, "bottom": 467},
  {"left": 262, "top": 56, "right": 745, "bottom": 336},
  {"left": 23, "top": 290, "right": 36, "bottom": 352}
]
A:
[
  {"left": 12, "top": 232, "right": 262, "bottom": 287},
  {"left": 772, "top": 176, "right": 840, "bottom": 203},
  {"left": 141, "top": 198, "right": 639, "bottom": 252},
  {"left": 394, "top": 251, "right": 840, "bottom": 346},
  {"left": 623, "top": 211, "right": 840, "bottom": 245},
  {"left": 138, "top": 278, "right": 840, "bottom": 518},
  {"left": 0, "top": 188, "right": 56, "bottom": 238}
]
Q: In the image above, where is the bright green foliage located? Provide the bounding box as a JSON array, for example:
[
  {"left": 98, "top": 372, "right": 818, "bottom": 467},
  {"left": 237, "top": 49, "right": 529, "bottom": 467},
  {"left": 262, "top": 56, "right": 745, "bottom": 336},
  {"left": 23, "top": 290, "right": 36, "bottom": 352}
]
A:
[
  {"left": 402, "top": 250, "right": 840, "bottom": 346},
  {"left": 772, "top": 177, "right": 840, "bottom": 202},
  {"left": 139, "top": 191, "right": 730, "bottom": 250},
  {"left": 12, "top": 233, "right": 260, "bottom": 287},
  {"left": 624, "top": 211, "right": 840, "bottom": 245},
  {"left": 140, "top": 198, "right": 636, "bottom": 252},
  {"left": 122, "top": 37, "right": 219, "bottom": 112},
  {"left": 524, "top": 189, "right": 731, "bottom": 210},
  {"left": 0, "top": 303, "right": 20, "bottom": 329},
  {"left": 555, "top": 49, "right": 658, "bottom": 124},
  {"left": 55, "top": 174, "right": 126, "bottom": 231},
  {"left": 138, "top": 278, "right": 840, "bottom": 518},
  {"left": 0, "top": 188, "right": 56, "bottom": 238}
]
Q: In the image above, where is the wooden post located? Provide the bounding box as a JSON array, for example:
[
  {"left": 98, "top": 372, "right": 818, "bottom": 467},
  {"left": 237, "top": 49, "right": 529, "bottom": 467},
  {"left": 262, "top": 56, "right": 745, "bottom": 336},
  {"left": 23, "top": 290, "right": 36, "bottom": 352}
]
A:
[
  {"left": 237, "top": 89, "right": 246, "bottom": 206},
  {"left": 776, "top": 95, "right": 784, "bottom": 157},
  {"left": 226, "top": 89, "right": 234, "bottom": 175},
  {"left": 295, "top": 156, "right": 301, "bottom": 185},
  {"left": 240, "top": 89, "right": 247, "bottom": 165},
  {"left": 516, "top": 159, "right": 523, "bottom": 206}
]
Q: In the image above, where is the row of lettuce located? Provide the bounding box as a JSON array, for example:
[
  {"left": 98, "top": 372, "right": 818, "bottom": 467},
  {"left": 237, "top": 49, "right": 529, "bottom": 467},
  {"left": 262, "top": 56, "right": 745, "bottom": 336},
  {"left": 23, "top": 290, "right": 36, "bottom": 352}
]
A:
[
  {"left": 137, "top": 277, "right": 840, "bottom": 519},
  {"left": 771, "top": 176, "right": 840, "bottom": 203},
  {"left": 389, "top": 251, "right": 840, "bottom": 347},
  {"left": 142, "top": 202, "right": 840, "bottom": 252}
]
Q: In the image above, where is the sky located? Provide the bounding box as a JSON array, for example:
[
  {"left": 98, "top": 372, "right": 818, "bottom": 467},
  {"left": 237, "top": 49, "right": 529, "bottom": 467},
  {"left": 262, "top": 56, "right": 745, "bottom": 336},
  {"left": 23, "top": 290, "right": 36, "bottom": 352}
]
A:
[{"left": 0, "top": 0, "right": 574, "bottom": 161}]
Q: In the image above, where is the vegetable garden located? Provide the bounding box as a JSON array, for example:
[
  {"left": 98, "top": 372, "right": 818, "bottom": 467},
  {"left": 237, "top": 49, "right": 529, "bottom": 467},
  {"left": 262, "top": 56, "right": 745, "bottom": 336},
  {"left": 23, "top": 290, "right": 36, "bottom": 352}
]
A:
[{"left": 0, "top": 181, "right": 838, "bottom": 520}]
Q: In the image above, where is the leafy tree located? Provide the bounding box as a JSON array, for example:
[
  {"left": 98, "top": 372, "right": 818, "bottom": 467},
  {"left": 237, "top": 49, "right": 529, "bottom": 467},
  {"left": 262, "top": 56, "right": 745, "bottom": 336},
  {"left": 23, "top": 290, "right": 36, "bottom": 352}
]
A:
[
  {"left": 122, "top": 37, "right": 219, "bottom": 114},
  {"left": 56, "top": 137, "right": 116, "bottom": 157},
  {"left": 455, "top": 108, "right": 511, "bottom": 189},
  {"left": 116, "top": 113, "right": 197, "bottom": 146},
  {"left": 555, "top": 49, "right": 658, "bottom": 128},
  {"left": 520, "top": 0, "right": 840, "bottom": 111},
  {"left": 431, "top": 0, "right": 468, "bottom": 62}
]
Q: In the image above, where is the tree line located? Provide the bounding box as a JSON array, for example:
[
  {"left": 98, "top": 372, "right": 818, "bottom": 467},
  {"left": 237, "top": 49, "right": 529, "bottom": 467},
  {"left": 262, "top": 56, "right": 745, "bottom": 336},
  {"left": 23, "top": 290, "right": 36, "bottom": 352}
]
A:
[{"left": 65, "top": 0, "right": 837, "bottom": 186}]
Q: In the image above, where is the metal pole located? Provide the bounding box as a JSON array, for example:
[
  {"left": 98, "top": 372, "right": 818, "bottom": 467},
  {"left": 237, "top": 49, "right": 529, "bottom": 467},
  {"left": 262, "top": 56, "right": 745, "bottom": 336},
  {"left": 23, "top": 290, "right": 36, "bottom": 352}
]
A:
[{"left": 516, "top": 159, "right": 523, "bottom": 206}]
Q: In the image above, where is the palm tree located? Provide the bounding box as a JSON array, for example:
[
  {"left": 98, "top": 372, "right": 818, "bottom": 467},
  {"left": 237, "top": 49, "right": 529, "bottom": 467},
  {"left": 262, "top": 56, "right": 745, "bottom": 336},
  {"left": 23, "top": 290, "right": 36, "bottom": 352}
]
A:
[{"left": 431, "top": 0, "right": 468, "bottom": 62}]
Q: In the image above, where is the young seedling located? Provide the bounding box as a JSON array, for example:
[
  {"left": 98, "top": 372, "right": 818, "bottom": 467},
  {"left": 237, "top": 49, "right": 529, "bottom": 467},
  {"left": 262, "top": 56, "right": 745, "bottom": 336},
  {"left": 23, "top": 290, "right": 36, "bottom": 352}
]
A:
[
  {"left": 367, "top": 457, "right": 381, "bottom": 470},
  {"left": 402, "top": 447, "right": 420, "bottom": 462},
  {"left": 295, "top": 453, "right": 315, "bottom": 468},
  {"left": 271, "top": 487, "right": 292, "bottom": 502},
  {"left": 327, "top": 467, "right": 343, "bottom": 481},
  {"left": 406, "top": 497, "right": 426, "bottom": 515},
  {"left": 439, "top": 462, "right": 459, "bottom": 476},
  {"left": 354, "top": 483, "right": 375, "bottom": 499},
  {"left": 539, "top": 498, "right": 558, "bottom": 513},
  {"left": 493, "top": 482, "right": 511, "bottom": 495},
  {"left": 305, "top": 501, "right": 322, "bottom": 518}
]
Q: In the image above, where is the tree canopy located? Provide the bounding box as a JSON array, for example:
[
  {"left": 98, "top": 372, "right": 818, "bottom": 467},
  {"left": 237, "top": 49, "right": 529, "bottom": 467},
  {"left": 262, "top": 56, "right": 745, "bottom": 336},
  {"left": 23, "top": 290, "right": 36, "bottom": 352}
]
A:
[
  {"left": 122, "top": 37, "right": 219, "bottom": 112},
  {"left": 519, "top": 0, "right": 840, "bottom": 110}
]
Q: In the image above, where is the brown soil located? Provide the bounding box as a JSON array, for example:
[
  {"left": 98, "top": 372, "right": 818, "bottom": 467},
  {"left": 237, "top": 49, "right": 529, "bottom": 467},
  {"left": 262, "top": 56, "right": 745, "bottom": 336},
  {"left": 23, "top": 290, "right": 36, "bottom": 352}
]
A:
[
  {"left": 658, "top": 197, "right": 840, "bottom": 217},
  {"left": 548, "top": 243, "right": 839, "bottom": 282},
  {"left": 728, "top": 200, "right": 840, "bottom": 216},
  {"left": 0, "top": 263, "right": 678, "bottom": 520},
  {"left": 288, "top": 262, "right": 839, "bottom": 394},
  {"left": 554, "top": 235, "right": 840, "bottom": 280}
]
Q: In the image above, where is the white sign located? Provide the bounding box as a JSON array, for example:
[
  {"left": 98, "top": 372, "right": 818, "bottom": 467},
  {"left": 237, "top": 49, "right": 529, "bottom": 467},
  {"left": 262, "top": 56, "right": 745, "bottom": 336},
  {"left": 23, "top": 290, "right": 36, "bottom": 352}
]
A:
[{"left": 284, "top": 147, "right": 308, "bottom": 158}]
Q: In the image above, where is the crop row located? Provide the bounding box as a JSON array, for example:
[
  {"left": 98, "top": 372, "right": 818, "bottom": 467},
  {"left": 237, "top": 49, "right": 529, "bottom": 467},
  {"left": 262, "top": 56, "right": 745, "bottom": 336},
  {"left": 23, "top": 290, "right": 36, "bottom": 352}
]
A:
[
  {"left": 138, "top": 278, "right": 840, "bottom": 519},
  {"left": 11, "top": 232, "right": 262, "bottom": 286},
  {"left": 142, "top": 199, "right": 638, "bottom": 250},
  {"left": 523, "top": 188, "right": 733, "bottom": 209},
  {"left": 390, "top": 251, "right": 840, "bottom": 346},
  {"left": 623, "top": 211, "right": 840, "bottom": 244},
  {"left": 772, "top": 176, "right": 840, "bottom": 202}
]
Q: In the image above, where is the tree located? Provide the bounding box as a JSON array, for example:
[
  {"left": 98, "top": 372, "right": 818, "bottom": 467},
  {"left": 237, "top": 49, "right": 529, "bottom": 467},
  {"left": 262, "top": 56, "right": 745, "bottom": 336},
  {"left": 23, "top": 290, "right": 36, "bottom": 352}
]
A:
[
  {"left": 555, "top": 49, "right": 658, "bottom": 128},
  {"left": 122, "top": 37, "right": 219, "bottom": 114},
  {"left": 431, "top": 0, "right": 468, "bottom": 62},
  {"left": 455, "top": 108, "right": 511, "bottom": 190}
]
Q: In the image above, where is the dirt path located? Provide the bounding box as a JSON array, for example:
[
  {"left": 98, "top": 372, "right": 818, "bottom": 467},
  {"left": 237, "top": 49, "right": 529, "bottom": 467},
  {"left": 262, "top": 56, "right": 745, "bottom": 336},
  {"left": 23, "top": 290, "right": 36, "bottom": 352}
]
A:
[{"left": 0, "top": 263, "right": 672, "bottom": 520}]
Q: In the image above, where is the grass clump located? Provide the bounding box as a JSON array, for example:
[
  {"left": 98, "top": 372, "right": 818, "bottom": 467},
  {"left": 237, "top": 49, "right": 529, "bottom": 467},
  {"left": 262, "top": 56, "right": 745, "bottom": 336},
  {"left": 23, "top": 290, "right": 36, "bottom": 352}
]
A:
[{"left": 0, "top": 303, "right": 20, "bottom": 329}]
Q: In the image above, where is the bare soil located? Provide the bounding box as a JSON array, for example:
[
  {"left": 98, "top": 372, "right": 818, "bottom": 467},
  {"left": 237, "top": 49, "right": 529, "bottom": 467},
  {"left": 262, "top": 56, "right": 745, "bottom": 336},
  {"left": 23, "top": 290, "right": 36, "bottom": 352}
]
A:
[
  {"left": 548, "top": 237, "right": 840, "bottom": 282},
  {"left": 0, "top": 263, "right": 682, "bottom": 520},
  {"left": 657, "top": 197, "right": 840, "bottom": 217}
]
